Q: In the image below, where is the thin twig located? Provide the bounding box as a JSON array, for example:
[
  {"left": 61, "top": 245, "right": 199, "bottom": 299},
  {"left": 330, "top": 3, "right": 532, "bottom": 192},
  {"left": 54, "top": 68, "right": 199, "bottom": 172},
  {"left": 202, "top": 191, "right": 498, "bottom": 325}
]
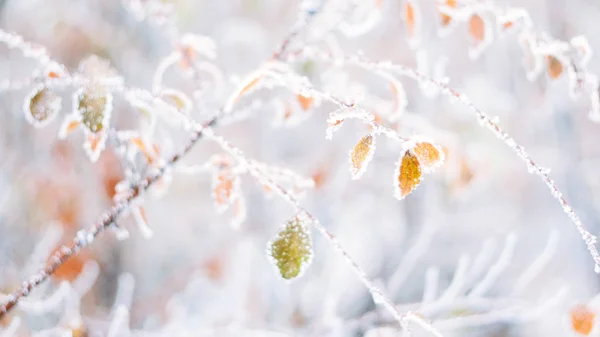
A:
[
  {"left": 297, "top": 48, "right": 600, "bottom": 273},
  {"left": 0, "top": 115, "right": 218, "bottom": 318}
]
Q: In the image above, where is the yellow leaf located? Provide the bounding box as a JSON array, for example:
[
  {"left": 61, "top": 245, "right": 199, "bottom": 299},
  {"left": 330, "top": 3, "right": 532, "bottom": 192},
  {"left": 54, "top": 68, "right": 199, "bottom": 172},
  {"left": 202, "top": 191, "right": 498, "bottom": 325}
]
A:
[
  {"left": 76, "top": 86, "right": 112, "bottom": 133},
  {"left": 350, "top": 134, "right": 376, "bottom": 179},
  {"left": 413, "top": 142, "right": 444, "bottom": 172},
  {"left": 24, "top": 86, "right": 61, "bottom": 128},
  {"left": 395, "top": 150, "right": 422, "bottom": 199}
]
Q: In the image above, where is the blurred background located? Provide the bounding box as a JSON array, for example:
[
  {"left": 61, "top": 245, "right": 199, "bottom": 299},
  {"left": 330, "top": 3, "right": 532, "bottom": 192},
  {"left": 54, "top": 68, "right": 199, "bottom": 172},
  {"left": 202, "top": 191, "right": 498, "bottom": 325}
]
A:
[{"left": 0, "top": 0, "right": 600, "bottom": 336}]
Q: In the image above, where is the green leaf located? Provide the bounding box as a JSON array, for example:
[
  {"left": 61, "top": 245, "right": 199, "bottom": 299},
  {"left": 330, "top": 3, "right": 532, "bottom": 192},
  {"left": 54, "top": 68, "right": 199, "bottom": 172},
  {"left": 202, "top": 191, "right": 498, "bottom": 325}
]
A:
[{"left": 268, "top": 214, "right": 313, "bottom": 280}]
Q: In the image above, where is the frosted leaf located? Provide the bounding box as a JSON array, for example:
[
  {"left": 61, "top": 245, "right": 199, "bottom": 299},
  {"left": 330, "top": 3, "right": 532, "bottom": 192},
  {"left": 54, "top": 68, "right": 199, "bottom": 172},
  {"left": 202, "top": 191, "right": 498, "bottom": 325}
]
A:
[
  {"left": 395, "top": 150, "right": 422, "bottom": 200},
  {"left": 350, "top": 134, "right": 376, "bottom": 180},
  {"left": 570, "top": 35, "right": 592, "bottom": 66},
  {"left": 78, "top": 55, "right": 119, "bottom": 80},
  {"left": 74, "top": 86, "right": 112, "bottom": 134},
  {"left": 412, "top": 141, "right": 444, "bottom": 172},
  {"left": 132, "top": 205, "right": 153, "bottom": 238},
  {"left": 231, "top": 197, "right": 247, "bottom": 229},
  {"left": 546, "top": 55, "right": 564, "bottom": 80},
  {"left": 268, "top": 214, "right": 313, "bottom": 280},
  {"left": 570, "top": 304, "right": 595, "bottom": 335},
  {"left": 468, "top": 13, "right": 492, "bottom": 59},
  {"left": 325, "top": 118, "right": 344, "bottom": 140},
  {"left": 84, "top": 131, "right": 108, "bottom": 162},
  {"left": 519, "top": 34, "right": 544, "bottom": 81},
  {"left": 297, "top": 93, "right": 313, "bottom": 111},
  {"left": 225, "top": 73, "right": 263, "bottom": 112},
  {"left": 44, "top": 62, "right": 68, "bottom": 79},
  {"left": 469, "top": 14, "right": 485, "bottom": 42},
  {"left": 179, "top": 33, "right": 217, "bottom": 60},
  {"left": 23, "top": 86, "right": 61, "bottom": 128},
  {"left": 389, "top": 79, "right": 408, "bottom": 118},
  {"left": 211, "top": 168, "right": 241, "bottom": 214},
  {"left": 160, "top": 88, "right": 192, "bottom": 115},
  {"left": 130, "top": 136, "right": 160, "bottom": 166},
  {"left": 438, "top": 0, "right": 457, "bottom": 27},
  {"left": 403, "top": 0, "right": 421, "bottom": 47}
]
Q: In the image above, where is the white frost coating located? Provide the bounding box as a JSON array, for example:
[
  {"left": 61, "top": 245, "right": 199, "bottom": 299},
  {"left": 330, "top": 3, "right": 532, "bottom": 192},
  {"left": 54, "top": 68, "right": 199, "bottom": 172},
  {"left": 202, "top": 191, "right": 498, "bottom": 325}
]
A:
[
  {"left": 18, "top": 282, "right": 71, "bottom": 315},
  {"left": 512, "top": 230, "right": 559, "bottom": 295},
  {"left": 422, "top": 266, "right": 440, "bottom": 304},
  {"left": 113, "top": 273, "right": 135, "bottom": 310},
  {"left": 349, "top": 133, "right": 376, "bottom": 180},
  {"left": 438, "top": 254, "right": 470, "bottom": 303},
  {"left": 306, "top": 50, "right": 600, "bottom": 273},
  {"left": 0, "top": 29, "right": 52, "bottom": 66},
  {"left": 469, "top": 233, "right": 517, "bottom": 298},
  {"left": 203, "top": 128, "right": 443, "bottom": 336},
  {"left": 0, "top": 316, "right": 20, "bottom": 337},
  {"left": 387, "top": 225, "right": 436, "bottom": 297},
  {"left": 23, "top": 223, "right": 63, "bottom": 276},
  {"left": 464, "top": 238, "right": 497, "bottom": 288},
  {"left": 132, "top": 206, "right": 154, "bottom": 239},
  {"left": 22, "top": 85, "right": 62, "bottom": 129},
  {"left": 107, "top": 305, "right": 131, "bottom": 337},
  {"left": 71, "top": 260, "right": 100, "bottom": 296},
  {"left": 338, "top": 2, "right": 382, "bottom": 38}
]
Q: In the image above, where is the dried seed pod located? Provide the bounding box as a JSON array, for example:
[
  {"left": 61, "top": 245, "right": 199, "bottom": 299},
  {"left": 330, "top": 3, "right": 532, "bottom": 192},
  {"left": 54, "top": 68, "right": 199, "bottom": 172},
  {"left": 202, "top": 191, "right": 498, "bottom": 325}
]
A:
[
  {"left": 395, "top": 150, "right": 422, "bottom": 199},
  {"left": 350, "top": 134, "right": 376, "bottom": 179},
  {"left": 268, "top": 214, "right": 313, "bottom": 280},
  {"left": 24, "top": 86, "right": 61, "bottom": 128}
]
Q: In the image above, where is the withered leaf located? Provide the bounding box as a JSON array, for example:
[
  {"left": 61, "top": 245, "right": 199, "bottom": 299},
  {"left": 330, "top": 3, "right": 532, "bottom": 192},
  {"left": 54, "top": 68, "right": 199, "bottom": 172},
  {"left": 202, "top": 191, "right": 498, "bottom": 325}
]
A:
[
  {"left": 413, "top": 142, "right": 444, "bottom": 171},
  {"left": 76, "top": 86, "right": 112, "bottom": 133},
  {"left": 546, "top": 55, "right": 563, "bottom": 80},
  {"left": 350, "top": 134, "right": 376, "bottom": 179},
  {"left": 395, "top": 150, "right": 422, "bottom": 199},
  {"left": 24, "top": 86, "right": 61, "bottom": 127}
]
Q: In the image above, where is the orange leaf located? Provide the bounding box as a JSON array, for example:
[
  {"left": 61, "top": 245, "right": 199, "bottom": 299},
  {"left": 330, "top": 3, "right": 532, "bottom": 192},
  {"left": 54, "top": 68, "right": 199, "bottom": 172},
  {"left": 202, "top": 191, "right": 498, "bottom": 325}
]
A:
[
  {"left": 439, "top": 0, "right": 456, "bottom": 26},
  {"left": 235, "top": 76, "right": 261, "bottom": 104},
  {"left": 413, "top": 142, "right": 444, "bottom": 171},
  {"left": 571, "top": 304, "right": 595, "bottom": 335},
  {"left": 297, "top": 93, "right": 313, "bottom": 111},
  {"left": 350, "top": 134, "right": 376, "bottom": 179},
  {"left": 546, "top": 55, "right": 563, "bottom": 80},
  {"left": 395, "top": 150, "right": 422, "bottom": 199},
  {"left": 469, "top": 14, "right": 485, "bottom": 42},
  {"left": 404, "top": 1, "right": 416, "bottom": 36}
]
